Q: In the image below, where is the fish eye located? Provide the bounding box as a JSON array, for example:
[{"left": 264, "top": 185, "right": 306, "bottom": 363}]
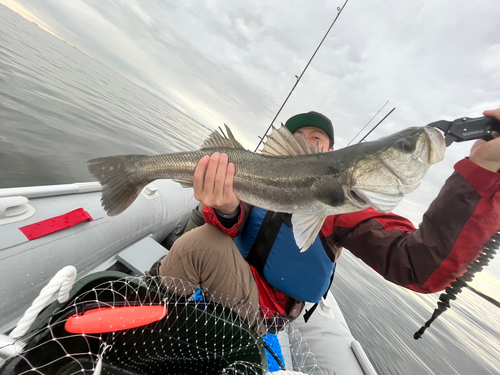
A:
[{"left": 399, "top": 140, "right": 414, "bottom": 153}]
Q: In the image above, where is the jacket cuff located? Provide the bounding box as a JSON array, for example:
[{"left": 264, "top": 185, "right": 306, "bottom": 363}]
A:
[
  {"left": 203, "top": 203, "right": 244, "bottom": 238},
  {"left": 454, "top": 158, "right": 500, "bottom": 196}
]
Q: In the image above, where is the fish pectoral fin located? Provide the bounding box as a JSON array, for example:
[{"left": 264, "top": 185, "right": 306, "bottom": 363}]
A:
[
  {"left": 201, "top": 125, "right": 246, "bottom": 150},
  {"left": 292, "top": 214, "right": 327, "bottom": 252},
  {"left": 311, "top": 176, "right": 345, "bottom": 207}
]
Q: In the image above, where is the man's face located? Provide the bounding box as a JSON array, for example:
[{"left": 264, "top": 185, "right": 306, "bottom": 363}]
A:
[{"left": 293, "top": 126, "right": 334, "bottom": 152}]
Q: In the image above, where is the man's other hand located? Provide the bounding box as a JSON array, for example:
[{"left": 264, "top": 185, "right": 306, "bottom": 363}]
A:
[{"left": 469, "top": 108, "right": 500, "bottom": 172}]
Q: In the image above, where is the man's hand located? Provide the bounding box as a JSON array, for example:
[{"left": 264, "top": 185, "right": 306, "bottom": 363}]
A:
[
  {"left": 469, "top": 108, "right": 500, "bottom": 172},
  {"left": 193, "top": 152, "right": 240, "bottom": 214}
]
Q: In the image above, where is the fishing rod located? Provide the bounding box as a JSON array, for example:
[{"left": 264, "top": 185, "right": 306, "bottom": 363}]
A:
[
  {"left": 466, "top": 285, "right": 500, "bottom": 308},
  {"left": 254, "top": 0, "right": 351, "bottom": 152},
  {"left": 347, "top": 100, "right": 389, "bottom": 146},
  {"left": 357, "top": 108, "right": 396, "bottom": 143}
]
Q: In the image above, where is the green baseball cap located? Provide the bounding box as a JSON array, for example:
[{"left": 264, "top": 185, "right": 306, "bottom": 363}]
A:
[{"left": 285, "top": 111, "right": 334, "bottom": 141}]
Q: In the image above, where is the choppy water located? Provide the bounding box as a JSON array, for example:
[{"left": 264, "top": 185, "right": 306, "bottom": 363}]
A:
[{"left": 1, "top": 5, "right": 499, "bottom": 374}]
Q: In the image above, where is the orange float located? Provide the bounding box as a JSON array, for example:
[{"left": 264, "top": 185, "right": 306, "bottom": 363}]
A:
[{"left": 64, "top": 305, "right": 167, "bottom": 334}]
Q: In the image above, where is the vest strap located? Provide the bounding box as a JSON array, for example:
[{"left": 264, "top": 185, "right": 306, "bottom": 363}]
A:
[
  {"left": 303, "top": 265, "right": 336, "bottom": 323},
  {"left": 246, "top": 211, "right": 292, "bottom": 275}
]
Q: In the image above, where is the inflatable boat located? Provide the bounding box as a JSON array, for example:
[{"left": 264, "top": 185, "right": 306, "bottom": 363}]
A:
[{"left": 0, "top": 181, "right": 377, "bottom": 374}]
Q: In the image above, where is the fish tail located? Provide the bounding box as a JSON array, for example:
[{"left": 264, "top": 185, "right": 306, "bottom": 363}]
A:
[{"left": 88, "top": 155, "right": 150, "bottom": 216}]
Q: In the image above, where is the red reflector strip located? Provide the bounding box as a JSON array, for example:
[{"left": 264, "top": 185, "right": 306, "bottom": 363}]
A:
[
  {"left": 64, "top": 305, "right": 168, "bottom": 334},
  {"left": 19, "top": 208, "right": 93, "bottom": 240}
]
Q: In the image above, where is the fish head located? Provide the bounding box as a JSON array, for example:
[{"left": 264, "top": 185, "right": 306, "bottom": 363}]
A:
[{"left": 348, "top": 126, "right": 446, "bottom": 213}]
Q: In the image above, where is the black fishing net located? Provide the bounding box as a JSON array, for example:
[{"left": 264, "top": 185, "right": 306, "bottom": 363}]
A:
[{"left": 0, "top": 272, "right": 321, "bottom": 375}]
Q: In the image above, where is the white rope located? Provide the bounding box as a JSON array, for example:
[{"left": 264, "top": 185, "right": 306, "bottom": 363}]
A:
[
  {"left": 92, "top": 343, "right": 112, "bottom": 375},
  {"left": 93, "top": 358, "right": 103, "bottom": 375},
  {"left": 267, "top": 371, "right": 308, "bottom": 375},
  {"left": 9, "top": 266, "right": 77, "bottom": 339}
]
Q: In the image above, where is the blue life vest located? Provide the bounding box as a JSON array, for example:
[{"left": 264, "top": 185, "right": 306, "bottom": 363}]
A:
[{"left": 234, "top": 207, "right": 335, "bottom": 303}]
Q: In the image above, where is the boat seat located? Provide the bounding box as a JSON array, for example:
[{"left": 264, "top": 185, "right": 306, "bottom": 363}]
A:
[{"left": 117, "top": 236, "right": 169, "bottom": 275}]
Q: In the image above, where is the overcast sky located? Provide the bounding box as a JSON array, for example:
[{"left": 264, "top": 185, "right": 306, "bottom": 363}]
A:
[{"left": 3, "top": 0, "right": 500, "bottom": 280}]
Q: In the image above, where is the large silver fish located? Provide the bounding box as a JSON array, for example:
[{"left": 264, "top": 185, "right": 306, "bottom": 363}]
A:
[{"left": 88, "top": 125, "right": 446, "bottom": 251}]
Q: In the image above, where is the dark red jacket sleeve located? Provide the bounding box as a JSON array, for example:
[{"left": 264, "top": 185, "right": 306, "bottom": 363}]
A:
[
  {"left": 203, "top": 202, "right": 253, "bottom": 238},
  {"left": 320, "top": 158, "right": 500, "bottom": 293}
]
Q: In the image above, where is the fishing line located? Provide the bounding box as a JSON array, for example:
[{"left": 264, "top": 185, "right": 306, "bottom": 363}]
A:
[
  {"left": 347, "top": 100, "right": 389, "bottom": 146},
  {"left": 254, "top": 0, "right": 351, "bottom": 152}
]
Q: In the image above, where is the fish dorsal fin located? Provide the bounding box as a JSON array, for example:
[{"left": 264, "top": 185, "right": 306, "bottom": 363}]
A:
[
  {"left": 201, "top": 125, "right": 245, "bottom": 150},
  {"left": 293, "top": 131, "right": 320, "bottom": 154},
  {"left": 261, "top": 124, "right": 316, "bottom": 156},
  {"left": 291, "top": 213, "right": 327, "bottom": 252}
]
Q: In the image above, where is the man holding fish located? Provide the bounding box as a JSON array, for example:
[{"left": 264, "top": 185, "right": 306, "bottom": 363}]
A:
[{"left": 89, "top": 108, "right": 500, "bottom": 335}]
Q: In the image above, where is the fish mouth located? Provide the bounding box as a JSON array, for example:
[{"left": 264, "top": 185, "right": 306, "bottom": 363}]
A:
[
  {"left": 420, "top": 127, "right": 446, "bottom": 165},
  {"left": 351, "top": 188, "right": 404, "bottom": 213}
]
